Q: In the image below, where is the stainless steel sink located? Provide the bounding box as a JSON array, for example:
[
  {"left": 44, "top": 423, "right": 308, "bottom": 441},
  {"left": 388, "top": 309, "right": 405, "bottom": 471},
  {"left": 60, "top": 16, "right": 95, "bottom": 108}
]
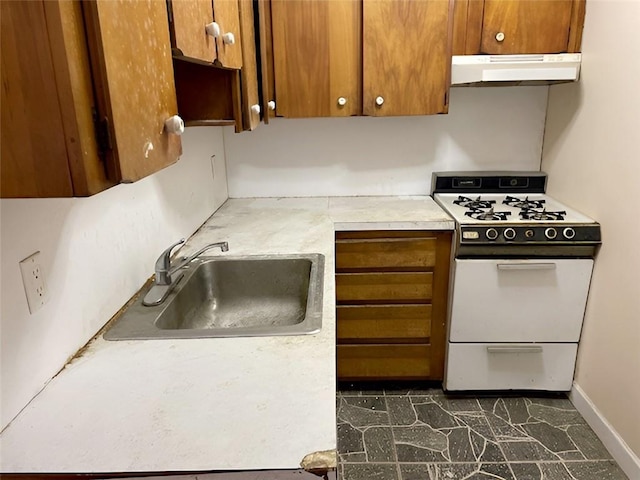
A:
[{"left": 104, "top": 254, "right": 324, "bottom": 340}]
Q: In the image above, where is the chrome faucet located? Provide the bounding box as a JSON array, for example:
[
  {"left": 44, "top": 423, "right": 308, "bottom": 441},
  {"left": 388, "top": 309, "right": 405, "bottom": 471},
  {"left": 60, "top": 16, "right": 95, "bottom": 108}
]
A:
[{"left": 142, "top": 239, "right": 229, "bottom": 306}]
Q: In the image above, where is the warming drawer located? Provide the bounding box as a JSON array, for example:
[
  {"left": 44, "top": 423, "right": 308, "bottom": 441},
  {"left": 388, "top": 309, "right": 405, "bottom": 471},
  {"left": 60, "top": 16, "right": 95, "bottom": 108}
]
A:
[
  {"left": 445, "top": 343, "right": 578, "bottom": 391},
  {"left": 449, "top": 259, "right": 593, "bottom": 343}
]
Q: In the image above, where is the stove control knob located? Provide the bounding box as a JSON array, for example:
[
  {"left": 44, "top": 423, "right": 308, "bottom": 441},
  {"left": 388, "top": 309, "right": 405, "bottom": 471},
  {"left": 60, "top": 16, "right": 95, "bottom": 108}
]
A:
[
  {"left": 563, "top": 227, "right": 576, "bottom": 239},
  {"left": 504, "top": 228, "right": 516, "bottom": 240},
  {"left": 525, "top": 229, "right": 535, "bottom": 238},
  {"left": 545, "top": 227, "right": 558, "bottom": 239},
  {"left": 485, "top": 228, "right": 499, "bottom": 240}
]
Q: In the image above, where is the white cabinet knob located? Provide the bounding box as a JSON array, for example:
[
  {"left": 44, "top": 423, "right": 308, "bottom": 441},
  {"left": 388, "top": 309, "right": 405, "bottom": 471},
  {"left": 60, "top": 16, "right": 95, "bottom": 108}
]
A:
[
  {"left": 495, "top": 32, "right": 505, "bottom": 42},
  {"left": 250, "top": 104, "right": 261, "bottom": 115},
  {"left": 337, "top": 97, "right": 347, "bottom": 106},
  {"left": 375, "top": 96, "right": 384, "bottom": 106},
  {"left": 222, "top": 32, "right": 235, "bottom": 45},
  {"left": 267, "top": 100, "right": 276, "bottom": 111},
  {"left": 205, "top": 22, "right": 221, "bottom": 38},
  {"left": 164, "top": 115, "right": 185, "bottom": 135}
]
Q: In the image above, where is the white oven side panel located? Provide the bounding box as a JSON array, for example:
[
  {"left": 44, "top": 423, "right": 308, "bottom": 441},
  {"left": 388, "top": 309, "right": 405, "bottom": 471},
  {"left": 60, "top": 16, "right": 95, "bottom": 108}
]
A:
[
  {"left": 450, "top": 259, "right": 593, "bottom": 342},
  {"left": 445, "top": 343, "right": 578, "bottom": 391}
]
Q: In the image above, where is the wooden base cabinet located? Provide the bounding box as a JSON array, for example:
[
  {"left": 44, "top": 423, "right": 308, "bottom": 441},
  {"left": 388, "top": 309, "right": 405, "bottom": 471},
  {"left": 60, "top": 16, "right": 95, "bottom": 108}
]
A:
[{"left": 336, "top": 231, "right": 452, "bottom": 381}]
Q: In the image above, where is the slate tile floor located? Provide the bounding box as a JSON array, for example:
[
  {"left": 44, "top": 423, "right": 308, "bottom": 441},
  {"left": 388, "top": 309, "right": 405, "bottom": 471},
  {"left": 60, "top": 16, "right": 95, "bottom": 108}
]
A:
[{"left": 337, "top": 383, "right": 628, "bottom": 480}]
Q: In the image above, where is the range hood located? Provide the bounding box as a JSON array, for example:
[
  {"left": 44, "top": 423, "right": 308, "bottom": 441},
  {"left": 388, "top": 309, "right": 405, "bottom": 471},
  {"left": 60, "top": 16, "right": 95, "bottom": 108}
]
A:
[{"left": 451, "top": 53, "right": 581, "bottom": 86}]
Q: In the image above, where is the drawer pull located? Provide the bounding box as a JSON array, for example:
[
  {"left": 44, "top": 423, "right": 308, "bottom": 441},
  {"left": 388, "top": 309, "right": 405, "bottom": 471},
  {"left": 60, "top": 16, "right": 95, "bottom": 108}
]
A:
[
  {"left": 487, "top": 346, "right": 543, "bottom": 354},
  {"left": 497, "top": 263, "right": 556, "bottom": 271}
]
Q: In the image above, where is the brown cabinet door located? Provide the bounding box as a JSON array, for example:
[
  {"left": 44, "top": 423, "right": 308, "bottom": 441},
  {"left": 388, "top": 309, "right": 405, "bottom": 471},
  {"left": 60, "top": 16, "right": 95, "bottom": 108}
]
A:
[
  {"left": 84, "top": 0, "right": 181, "bottom": 183},
  {"left": 480, "top": 0, "right": 574, "bottom": 54},
  {"left": 1, "top": 1, "right": 74, "bottom": 197},
  {"left": 237, "top": 0, "right": 260, "bottom": 130},
  {"left": 271, "top": 0, "right": 361, "bottom": 117},
  {"left": 169, "top": 0, "right": 217, "bottom": 62},
  {"left": 363, "top": 0, "right": 453, "bottom": 116},
  {"left": 213, "top": 0, "right": 244, "bottom": 68}
]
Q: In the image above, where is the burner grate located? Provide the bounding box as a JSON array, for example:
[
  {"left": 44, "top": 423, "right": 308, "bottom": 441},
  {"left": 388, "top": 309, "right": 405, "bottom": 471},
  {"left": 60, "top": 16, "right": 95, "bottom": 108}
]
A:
[
  {"left": 453, "top": 195, "right": 496, "bottom": 210},
  {"left": 520, "top": 209, "right": 567, "bottom": 221},
  {"left": 465, "top": 207, "right": 512, "bottom": 221},
  {"left": 503, "top": 195, "right": 546, "bottom": 210}
]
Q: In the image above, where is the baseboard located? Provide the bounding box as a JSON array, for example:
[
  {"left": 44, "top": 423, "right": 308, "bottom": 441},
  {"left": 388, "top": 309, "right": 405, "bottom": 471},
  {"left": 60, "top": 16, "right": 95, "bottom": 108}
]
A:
[{"left": 570, "top": 383, "right": 640, "bottom": 479}]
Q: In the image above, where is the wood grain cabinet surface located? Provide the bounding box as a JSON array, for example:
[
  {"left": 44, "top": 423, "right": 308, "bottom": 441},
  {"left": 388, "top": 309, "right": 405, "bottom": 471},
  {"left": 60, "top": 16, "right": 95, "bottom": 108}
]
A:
[
  {"left": 453, "top": 0, "right": 586, "bottom": 55},
  {"left": 168, "top": 0, "right": 217, "bottom": 62},
  {"left": 335, "top": 231, "right": 452, "bottom": 381},
  {"left": 168, "top": 0, "right": 261, "bottom": 131},
  {"left": 265, "top": 0, "right": 453, "bottom": 118},
  {"left": 1, "top": 0, "right": 181, "bottom": 198},
  {"left": 212, "top": 0, "right": 244, "bottom": 69}
]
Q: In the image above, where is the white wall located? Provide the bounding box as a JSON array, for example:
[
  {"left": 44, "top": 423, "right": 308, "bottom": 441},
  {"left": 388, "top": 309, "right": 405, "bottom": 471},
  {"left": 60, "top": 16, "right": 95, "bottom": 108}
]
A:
[
  {"left": 0, "top": 127, "right": 228, "bottom": 430},
  {"left": 224, "top": 87, "right": 548, "bottom": 197},
  {"left": 541, "top": 0, "right": 640, "bottom": 459}
]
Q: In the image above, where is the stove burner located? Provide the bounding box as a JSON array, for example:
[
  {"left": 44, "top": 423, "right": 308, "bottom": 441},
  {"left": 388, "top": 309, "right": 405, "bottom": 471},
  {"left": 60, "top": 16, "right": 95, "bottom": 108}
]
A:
[
  {"left": 465, "top": 207, "right": 512, "bottom": 221},
  {"left": 520, "top": 209, "right": 567, "bottom": 221},
  {"left": 453, "top": 195, "right": 496, "bottom": 210},
  {"left": 503, "top": 195, "right": 546, "bottom": 210}
]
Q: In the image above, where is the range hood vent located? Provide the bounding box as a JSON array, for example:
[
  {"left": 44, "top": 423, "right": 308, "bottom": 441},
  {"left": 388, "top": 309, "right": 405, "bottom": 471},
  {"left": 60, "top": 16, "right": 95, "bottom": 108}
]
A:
[{"left": 451, "top": 53, "right": 582, "bottom": 86}]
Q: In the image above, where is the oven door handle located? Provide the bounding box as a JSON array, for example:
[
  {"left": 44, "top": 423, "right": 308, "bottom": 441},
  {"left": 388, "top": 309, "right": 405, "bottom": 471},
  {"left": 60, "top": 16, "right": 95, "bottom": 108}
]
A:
[
  {"left": 497, "top": 263, "right": 557, "bottom": 271},
  {"left": 487, "top": 346, "right": 544, "bottom": 354}
]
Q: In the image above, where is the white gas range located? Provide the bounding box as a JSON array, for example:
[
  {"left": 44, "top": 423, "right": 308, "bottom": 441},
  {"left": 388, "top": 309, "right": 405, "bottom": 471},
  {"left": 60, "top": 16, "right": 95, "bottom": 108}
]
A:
[{"left": 432, "top": 172, "right": 601, "bottom": 392}]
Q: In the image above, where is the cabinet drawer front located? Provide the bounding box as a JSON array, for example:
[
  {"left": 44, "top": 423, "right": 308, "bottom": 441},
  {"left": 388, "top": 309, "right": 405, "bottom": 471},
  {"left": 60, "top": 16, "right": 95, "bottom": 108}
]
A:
[
  {"left": 336, "top": 237, "right": 437, "bottom": 270},
  {"left": 445, "top": 343, "right": 578, "bottom": 391},
  {"left": 337, "top": 344, "right": 431, "bottom": 380},
  {"left": 337, "top": 305, "right": 431, "bottom": 343},
  {"left": 336, "top": 273, "right": 433, "bottom": 304}
]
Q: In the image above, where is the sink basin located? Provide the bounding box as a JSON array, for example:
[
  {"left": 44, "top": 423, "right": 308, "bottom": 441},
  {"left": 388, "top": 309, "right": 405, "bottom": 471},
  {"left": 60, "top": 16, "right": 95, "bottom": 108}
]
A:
[{"left": 104, "top": 254, "right": 324, "bottom": 340}]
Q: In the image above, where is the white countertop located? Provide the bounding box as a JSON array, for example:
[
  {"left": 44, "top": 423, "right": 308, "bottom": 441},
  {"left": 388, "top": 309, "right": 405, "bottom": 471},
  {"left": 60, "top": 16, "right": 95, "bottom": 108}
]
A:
[{"left": 0, "top": 196, "right": 453, "bottom": 473}]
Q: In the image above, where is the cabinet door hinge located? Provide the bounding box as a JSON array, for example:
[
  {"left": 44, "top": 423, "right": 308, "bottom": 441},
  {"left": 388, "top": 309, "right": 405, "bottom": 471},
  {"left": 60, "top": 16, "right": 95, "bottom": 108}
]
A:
[{"left": 92, "top": 108, "right": 112, "bottom": 160}]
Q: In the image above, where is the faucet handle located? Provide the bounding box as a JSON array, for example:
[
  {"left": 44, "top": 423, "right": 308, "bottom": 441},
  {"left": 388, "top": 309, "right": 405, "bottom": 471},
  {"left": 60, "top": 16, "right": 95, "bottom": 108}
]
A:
[{"left": 155, "top": 238, "right": 185, "bottom": 284}]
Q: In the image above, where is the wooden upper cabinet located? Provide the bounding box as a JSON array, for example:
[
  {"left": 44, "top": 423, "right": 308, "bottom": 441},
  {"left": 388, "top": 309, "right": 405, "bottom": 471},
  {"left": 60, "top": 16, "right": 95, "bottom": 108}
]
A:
[
  {"left": 267, "top": 0, "right": 452, "bottom": 118},
  {"left": 237, "top": 0, "right": 261, "bottom": 129},
  {"left": 84, "top": 0, "right": 182, "bottom": 183},
  {"left": 271, "top": 0, "right": 361, "bottom": 117},
  {"left": 1, "top": 0, "right": 115, "bottom": 198},
  {"left": 213, "top": 0, "right": 244, "bottom": 68},
  {"left": 169, "top": 0, "right": 261, "bottom": 132},
  {"left": 454, "top": 0, "right": 586, "bottom": 55},
  {"left": 1, "top": 1, "right": 75, "bottom": 197},
  {"left": 481, "top": 0, "right": 573, "bottom": 54},
  {"left": 257, "top": 0, "right": 277, "bottom": 122},
  {"left": 363, "top": 0, "right": 452, "bottom": 116},
  {"left": 167, "top": 0, "right": 244, "bottom": 68},
  {"left": 1, "top": 0, "right": 183, "bottom": 198},
  {"left": 168, "top": 0, "right": 217, "bottom": 62}
]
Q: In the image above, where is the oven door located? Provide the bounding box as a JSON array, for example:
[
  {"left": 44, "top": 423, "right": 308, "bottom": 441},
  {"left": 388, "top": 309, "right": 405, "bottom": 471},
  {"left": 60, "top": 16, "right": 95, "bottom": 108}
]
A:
[{"left": 449, "top": 258, "right": 593, "bottom": 342}]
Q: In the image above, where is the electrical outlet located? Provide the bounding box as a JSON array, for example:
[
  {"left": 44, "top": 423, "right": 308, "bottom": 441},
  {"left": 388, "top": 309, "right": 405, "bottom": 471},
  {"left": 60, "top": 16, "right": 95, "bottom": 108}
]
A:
[{"left": 19, "top": 251, "right": 47, "bottom": 314}]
